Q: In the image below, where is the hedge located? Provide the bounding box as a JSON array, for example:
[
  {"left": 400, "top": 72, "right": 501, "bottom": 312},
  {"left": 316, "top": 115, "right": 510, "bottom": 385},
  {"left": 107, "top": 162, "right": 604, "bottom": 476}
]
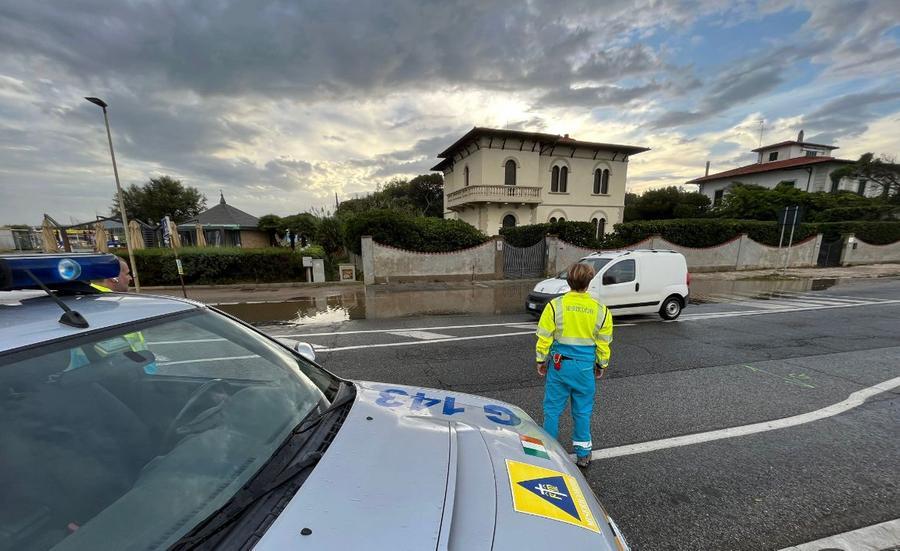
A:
[
  {"left": 500, "top": 221, "right": 599, "bottom": 248},
  {"left": 501, "top": 219, "right": 900, "bottom": 250},
  {"left": 344, "top": 210, "right": 488, "bottom": 254},
  {"left": 114, "top": 246, "right": 324, "bottom": 286},
  {"left": 810, "top": 221, "right": 900, "bottom": 244}
]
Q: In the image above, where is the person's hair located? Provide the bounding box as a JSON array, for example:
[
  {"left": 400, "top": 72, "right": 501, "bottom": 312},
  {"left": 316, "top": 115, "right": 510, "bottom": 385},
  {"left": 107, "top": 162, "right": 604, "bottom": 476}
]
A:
[{"left": 566, "top": 262, "right": 595, "bottom": 292}]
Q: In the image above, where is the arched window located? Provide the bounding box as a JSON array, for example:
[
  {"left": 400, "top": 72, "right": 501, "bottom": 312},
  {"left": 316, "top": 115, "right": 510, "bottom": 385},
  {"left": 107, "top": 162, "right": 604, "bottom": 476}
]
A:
[
  {"left": 504, "top": 159, "right": 517, "bottom": 186},
  {"left": 464, "top": 165, "right": 469, "bottom": 187},
  {"left": 551, "top": 166, "right": 559, "bottom": 192},
  {"left": 559, "top": 166, "right": 568, "bottom": 193},
  {"left": 558, "top": 217, "right": 566, "bottom": 222},
  {"left": 502, "top": 214, "right": 516, "bottom": 228},
  {"left": 593, "top": 169, "right": 602, "bottom": 194},
  {"left": 601, "top": 169, "right": 610, "bottom": 194},
  {"left": 549, "top": 217, "right": 557, "bottom": 224},
  {"left": 592, "top": 217, "right": 606, "bottom": 238}
]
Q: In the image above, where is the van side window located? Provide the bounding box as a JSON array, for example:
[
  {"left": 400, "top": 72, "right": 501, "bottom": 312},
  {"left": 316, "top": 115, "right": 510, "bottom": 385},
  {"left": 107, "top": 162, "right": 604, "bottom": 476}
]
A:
[{"left": 603, "top": 259, "right": 635, "bottom": 284}]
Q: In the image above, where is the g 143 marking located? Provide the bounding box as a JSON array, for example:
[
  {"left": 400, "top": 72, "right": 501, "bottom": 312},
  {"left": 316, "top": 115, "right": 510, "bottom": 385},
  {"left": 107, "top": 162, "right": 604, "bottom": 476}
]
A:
[{"left": 375, "top": 388, "right": 521, "bottom": 426}]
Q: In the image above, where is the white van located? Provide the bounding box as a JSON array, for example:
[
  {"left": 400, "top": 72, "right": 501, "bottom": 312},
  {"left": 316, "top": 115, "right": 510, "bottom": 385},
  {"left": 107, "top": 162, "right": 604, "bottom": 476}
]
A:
[{"left": 526, "top": 249, "right": 691, "bottom": 320}]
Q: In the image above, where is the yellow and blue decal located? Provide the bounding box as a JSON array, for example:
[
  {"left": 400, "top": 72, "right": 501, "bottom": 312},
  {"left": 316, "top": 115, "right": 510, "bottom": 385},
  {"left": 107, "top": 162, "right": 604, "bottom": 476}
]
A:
[{"left": 506, "top": 459, "right": 599, "bottom": 533}]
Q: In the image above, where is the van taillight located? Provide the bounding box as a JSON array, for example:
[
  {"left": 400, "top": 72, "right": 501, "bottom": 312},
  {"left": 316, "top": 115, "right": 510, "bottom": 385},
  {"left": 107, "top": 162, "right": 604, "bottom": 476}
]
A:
[{"left": 686, "top": 272, "right": 692, "bottom": 286}]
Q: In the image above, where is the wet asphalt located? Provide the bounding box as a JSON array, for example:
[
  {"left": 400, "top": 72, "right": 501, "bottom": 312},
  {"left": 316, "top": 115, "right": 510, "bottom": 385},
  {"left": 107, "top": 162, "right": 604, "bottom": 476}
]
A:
[{"left": 247, "top": 278, "right": 900, "bottom": 550}]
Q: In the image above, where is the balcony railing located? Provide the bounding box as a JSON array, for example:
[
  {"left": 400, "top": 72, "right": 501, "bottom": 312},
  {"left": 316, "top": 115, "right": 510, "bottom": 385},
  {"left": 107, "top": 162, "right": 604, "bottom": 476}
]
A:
[{"left": 446, "top": 185, "right": 542, "bottom": 210}]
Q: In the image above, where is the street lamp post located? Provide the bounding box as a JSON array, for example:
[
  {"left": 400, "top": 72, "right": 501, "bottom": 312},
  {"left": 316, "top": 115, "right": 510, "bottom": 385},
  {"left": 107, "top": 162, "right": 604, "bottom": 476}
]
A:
[{"left": 85, "top": 97, "right": 141, "bottom": 292}]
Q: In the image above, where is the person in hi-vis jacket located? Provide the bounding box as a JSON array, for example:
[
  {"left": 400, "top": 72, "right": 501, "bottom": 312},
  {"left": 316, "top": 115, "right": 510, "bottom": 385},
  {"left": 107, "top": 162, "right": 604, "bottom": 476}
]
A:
[{"left": 535, "top": 262, "right": 613, "bottom": 469}]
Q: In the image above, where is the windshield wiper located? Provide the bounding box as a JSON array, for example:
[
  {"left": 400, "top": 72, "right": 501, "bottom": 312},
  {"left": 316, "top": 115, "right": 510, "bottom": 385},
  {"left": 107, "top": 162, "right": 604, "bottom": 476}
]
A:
[
  {"left": 169, "top": 450, "right": 323, "bottom": 550},
  {"left": 169, "top": 382, "right": 355, "bottom": 550}
]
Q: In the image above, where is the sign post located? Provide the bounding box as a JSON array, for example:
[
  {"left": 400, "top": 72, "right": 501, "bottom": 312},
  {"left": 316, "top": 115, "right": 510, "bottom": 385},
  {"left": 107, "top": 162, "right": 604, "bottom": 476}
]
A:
[
  {"left": 162, "top": 216, "right": 188, "bottom": 298},
  {"left": 780, "top": 206, "right": 802, "bottom": 273}
]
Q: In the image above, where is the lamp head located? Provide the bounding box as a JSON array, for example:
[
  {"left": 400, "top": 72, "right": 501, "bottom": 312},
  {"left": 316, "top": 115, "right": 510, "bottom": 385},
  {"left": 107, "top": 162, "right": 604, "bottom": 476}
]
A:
[{"left": 84, "top": 97, "right": 108, "bottom": 108}]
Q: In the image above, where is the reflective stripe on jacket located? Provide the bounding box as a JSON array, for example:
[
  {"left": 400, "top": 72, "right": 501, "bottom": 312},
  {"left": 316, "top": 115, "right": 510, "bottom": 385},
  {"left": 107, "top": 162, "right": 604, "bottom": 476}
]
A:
[{"left": 535, "top": 291, "right": 613, "bottom": 366}]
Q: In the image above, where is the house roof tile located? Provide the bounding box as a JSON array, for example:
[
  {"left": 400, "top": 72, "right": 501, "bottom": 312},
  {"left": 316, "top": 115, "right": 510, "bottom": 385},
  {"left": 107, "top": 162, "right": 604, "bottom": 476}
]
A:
[{"left": 688, "top": 156, "right": 853, "bottom": 185}]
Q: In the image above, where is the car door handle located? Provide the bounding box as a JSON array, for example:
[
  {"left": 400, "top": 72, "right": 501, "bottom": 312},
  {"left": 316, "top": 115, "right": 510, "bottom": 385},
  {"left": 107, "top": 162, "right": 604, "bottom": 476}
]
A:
[{"left": 635, "top": 282, "right": 640, "bottom": 292}]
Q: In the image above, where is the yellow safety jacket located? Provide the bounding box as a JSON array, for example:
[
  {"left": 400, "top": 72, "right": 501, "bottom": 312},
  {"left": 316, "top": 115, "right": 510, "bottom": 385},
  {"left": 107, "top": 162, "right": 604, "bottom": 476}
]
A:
[{"left": 536, "top": 291, "right": 613, "bottom": 367}]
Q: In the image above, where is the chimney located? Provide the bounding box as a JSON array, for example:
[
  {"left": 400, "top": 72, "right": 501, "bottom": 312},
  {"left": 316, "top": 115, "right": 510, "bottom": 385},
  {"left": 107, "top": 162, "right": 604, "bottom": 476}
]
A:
[
  {"left": 797, "top": 129, "right": 804, "bottom": 143},
  {"left": 705, "top": 161, "right": 710, "bottom": 177}
]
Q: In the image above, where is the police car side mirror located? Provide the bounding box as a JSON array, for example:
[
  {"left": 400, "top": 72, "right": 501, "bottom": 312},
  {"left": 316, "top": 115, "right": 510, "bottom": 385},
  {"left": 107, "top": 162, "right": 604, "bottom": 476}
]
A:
[{"left": 278, "top": 338, "right": 316, "bottom": 362}]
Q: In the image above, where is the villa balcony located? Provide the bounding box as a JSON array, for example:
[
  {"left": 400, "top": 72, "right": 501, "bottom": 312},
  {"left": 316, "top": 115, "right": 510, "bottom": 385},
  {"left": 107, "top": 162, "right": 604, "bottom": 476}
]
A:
[{"left": 446, "top": 185, "right": 542, "bottom": 211}]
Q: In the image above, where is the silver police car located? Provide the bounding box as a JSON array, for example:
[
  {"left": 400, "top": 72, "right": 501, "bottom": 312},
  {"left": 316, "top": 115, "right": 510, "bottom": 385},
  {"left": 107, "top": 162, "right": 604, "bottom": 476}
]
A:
[{"left": 0, "top": 253, "right": 630, "bottom": 550}]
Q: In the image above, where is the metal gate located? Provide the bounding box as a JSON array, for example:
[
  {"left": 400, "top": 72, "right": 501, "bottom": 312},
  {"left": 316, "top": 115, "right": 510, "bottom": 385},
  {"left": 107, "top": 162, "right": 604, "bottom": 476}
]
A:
[
  {"left": 503, "top": 240, "right": 546, "bottom": 279},
  {"left": 817, "top": 236, "right": 843, "bottom": 267}
]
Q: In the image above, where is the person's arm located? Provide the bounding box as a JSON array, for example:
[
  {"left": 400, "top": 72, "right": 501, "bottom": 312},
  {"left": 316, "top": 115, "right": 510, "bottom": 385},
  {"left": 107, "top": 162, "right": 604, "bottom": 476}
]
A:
[
  {"left": 593, "top": 305, "right": 613, "bottom": 375},
  {"left": 535, "top": 301, "right": 557, "bottom": 375}
]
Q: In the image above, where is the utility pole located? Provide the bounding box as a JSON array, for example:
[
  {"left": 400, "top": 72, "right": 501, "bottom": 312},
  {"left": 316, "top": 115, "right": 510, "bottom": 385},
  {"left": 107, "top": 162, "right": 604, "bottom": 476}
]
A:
[
  {"left": 85, "top": 97, "right": 141, "bottom": 292},
  {"left": 757, "top": 119, "right": 765, "bottom": 148}
]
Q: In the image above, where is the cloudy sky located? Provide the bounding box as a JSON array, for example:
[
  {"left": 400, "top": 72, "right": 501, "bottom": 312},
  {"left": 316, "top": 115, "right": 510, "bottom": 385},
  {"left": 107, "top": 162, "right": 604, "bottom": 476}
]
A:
[{"left": 1, "top": 0, "right": 898, "bottom": 224}]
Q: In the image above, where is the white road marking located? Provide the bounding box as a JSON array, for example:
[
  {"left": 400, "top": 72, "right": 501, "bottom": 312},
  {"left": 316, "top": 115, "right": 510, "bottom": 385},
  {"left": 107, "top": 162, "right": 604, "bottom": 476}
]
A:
[
  {"left": 680, "top": 299, "right": 900, "bottom": 321},
  {"left": 272, "top": 321, "right": 540, "bottom": 338},
  {"left": 589, "top": 376, "right": 900, "bottom": 461},
  {"left": 777, "top": 518, "right": 900, "bottom": 551},
  {"left": 387, "top": 330, "right": 456, "bottom": 340},
  {"left": 317, "top": 330, "right": 536, "bottom": 353},
  {"left": 773, "top": 292, "right": 874, "bottom": 304},
  {"left": 157, "top": 354, "right": 259, "bottom": 366},
  {"left": 261, "top": 297, "right": 900, "bottom": 349}
]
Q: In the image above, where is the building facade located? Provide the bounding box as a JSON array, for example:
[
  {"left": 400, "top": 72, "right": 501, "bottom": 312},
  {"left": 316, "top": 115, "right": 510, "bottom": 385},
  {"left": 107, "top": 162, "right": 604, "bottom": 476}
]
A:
[
  {"left": 432, "top": 127, "right": 648, "bottom": 236},
  {"left": 178, "top": 192, "right": 268, "bottom": 247},
  {"left": 688, "top": 131, "right": 872, "bottom": 206}
]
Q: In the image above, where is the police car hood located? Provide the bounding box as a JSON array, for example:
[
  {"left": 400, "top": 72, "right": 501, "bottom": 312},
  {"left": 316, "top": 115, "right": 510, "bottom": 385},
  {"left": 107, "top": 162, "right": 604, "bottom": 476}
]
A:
[
  {"left": 255, "top": 381, "right": 624, "bottom": 551},
  {"left": 534, "top": 277, "right": 570, "bottom": 295}
]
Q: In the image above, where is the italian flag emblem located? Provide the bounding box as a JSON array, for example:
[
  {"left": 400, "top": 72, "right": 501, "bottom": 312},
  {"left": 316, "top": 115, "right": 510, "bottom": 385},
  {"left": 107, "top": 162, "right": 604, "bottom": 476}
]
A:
[{"left": 520, "top": 435, "right": 550, "bottom": 459}]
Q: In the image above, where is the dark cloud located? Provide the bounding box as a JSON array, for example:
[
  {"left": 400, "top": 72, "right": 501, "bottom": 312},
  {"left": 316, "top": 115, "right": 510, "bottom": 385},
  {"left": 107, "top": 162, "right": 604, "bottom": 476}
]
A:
[
  {"left": 800, "top": 90, "right": 900, "bottom": 143},
  {"left": 0, "top": 0, "right": 677, "bottom": 102},
  {"left": 361, "top": 132, "right": 465, "bottom": 178},
  {"left": 647, "top": 41, "right": 821, "bottom": 129}
]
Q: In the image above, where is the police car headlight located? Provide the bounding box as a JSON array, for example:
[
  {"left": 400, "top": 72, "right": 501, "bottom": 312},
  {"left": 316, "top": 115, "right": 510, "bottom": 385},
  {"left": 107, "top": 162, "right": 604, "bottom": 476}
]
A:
[{"left": 57, "top": 258, "right": 82, "bottom": 281}]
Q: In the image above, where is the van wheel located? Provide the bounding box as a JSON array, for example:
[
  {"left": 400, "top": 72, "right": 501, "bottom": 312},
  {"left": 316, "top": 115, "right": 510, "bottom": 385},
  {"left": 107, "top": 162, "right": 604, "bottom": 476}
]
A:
[{"left": 659, "top": 295, "right": 683, "bottom": 320}]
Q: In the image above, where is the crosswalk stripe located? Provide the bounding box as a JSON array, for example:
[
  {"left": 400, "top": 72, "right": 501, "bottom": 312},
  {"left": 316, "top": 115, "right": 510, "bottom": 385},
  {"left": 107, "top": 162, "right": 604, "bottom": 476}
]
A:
[
  {"left": 701, "top": 292, "right": 882, "bottom": 310},
  {"left": 703, "top": 294, "right": 792, "bottom": 310},
  {"left": 723, "top": 292, "right": 835, "bottom": 307},
  {"left": 769, "top": 292, "right": 875, "bottom": 304},
  {"left": 769, "top": 296, "right": 870, "bottom": 307}
]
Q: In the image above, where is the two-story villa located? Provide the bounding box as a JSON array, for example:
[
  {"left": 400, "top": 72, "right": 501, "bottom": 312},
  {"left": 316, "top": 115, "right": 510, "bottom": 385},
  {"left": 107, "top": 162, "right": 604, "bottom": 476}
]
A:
[
  {"left": 687, "top": 131, "right": 870, "bottom": 205},
  {"left": 431, "top": 127, "right": 649, "bottom": 236}
]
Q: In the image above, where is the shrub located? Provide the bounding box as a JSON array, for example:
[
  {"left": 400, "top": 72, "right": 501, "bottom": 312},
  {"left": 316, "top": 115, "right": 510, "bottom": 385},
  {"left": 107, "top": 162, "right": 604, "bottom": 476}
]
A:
[
  {"left": 611, "top": 219, "right": 820, "bottom": 247},
  {"left": 500, "top": 221, "right": 599, "bottom": 248},
  {"left": 809, "top": 205, "right": 896, "bottom": 222},
  {"left": 344, "top": 209, "right": 488, "bottom": 254},
  {"left": 810, "top": 221, "right": 900, "bottom": 244},
  {"left": 611, "top": 219, "right": 900, "bottom": 247},
  {"left": 114, "top": 246, "right": 324, "bottom": 286}
]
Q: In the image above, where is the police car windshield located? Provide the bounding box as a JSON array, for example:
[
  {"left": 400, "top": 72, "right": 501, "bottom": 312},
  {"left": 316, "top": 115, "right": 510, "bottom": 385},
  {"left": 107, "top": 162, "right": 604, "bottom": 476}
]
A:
[
  {"left": 556, "top": 258, "right": 611, "bottom": 279},
  {"left": 0, "top": 309, "right": 332, "bottom": 551}
]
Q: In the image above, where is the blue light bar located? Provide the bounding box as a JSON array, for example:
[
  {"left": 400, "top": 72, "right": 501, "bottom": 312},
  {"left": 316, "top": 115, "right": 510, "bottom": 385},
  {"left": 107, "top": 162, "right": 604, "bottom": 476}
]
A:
[{"left": 0, "top": 254, "right": 121, "bottom": 290}]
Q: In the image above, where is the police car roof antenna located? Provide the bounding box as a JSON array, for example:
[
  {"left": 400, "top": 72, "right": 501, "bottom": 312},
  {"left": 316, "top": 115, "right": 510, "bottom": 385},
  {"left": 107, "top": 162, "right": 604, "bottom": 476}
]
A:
[{"left": 22, "top": 269, "right": 89, "bottom": 329}]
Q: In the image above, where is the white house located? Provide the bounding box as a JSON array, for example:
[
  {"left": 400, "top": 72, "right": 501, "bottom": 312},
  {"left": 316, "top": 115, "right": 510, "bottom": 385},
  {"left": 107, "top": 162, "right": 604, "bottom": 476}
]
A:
[
  {"left": 688, "top": 131, "right": 872, "bottom": 205},
  {"left": 432, "top": 127, "right": 649, "bottom": 236}
]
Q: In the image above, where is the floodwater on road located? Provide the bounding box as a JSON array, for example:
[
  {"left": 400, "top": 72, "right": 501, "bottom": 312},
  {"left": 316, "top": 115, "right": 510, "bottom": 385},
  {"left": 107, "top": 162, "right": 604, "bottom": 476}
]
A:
[{"left": 214, "top": 275, "right": 849, "bottom": 326}]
